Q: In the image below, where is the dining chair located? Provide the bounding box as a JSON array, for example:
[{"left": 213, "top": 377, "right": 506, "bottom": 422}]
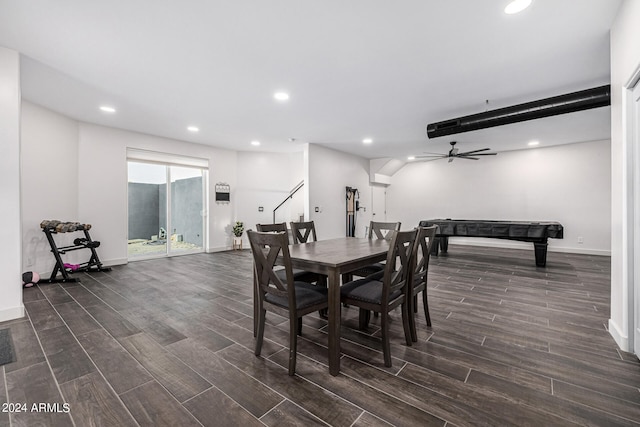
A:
[
  {"left": 256, "top": 222, "right": 289, "bottom": 237},
  {"left": 256, "top": 222, "right": 318, "bottom": 283},
  {"left": 290, "top": 220, "right": 317, "bottom": 244},
  {"left": 350, "top": 221, "right": 401, "bottom": 278},
  {"left": 340, "top": 228, "right": 417, "bottom": 367},
  {"left": 290, "top": 220, "right": 327, "bottom": 281},
  {"left": 408, "top": 225, "right": 438, "bottom": 342},
  {"left": 248, "top": 230, "right": 328, "bottom": 375}
]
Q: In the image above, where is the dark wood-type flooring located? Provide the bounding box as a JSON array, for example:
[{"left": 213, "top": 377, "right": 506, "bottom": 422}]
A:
[{"left": 2, "top": 245, "right": 639, "bottom": 426}]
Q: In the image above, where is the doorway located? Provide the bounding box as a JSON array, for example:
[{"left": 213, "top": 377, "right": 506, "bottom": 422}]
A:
[
  {"left": 127, "top": 158, "right": 206, "bottom": 260},
  {"left": 371, "top": 185, "right": 387, "bottom": 222}
]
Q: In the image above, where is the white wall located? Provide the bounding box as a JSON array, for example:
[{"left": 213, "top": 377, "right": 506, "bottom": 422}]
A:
[
  {"left": 20, "top": 105, "right": 240, "bottom": 276},
  {"left": 235, "top": 151, "right": 304, "bottom": 246},
  {"left": 609, "top": 0, "right": 640, "bottom": 351},
  {"left": 77, "top": 124, "right": 237, "bottom": 264},
  {"left": 387, "top": 140, "right": 611, "bottom": 254},
  {"left": 0, "top": 47, "right": 23, "bottom": 321},
  {"left": 307, "top": 144, "right": 375, "bottom": 239},
  {"left": 21, "top": 102, "right": 80, "bottom": 275}
]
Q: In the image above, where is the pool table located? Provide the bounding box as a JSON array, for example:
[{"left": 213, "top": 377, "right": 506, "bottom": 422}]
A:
[{"left": 418, "top": 219, "right": 564, "bottom": 267}]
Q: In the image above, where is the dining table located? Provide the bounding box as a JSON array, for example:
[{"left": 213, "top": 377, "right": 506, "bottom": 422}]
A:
[{"left": 286, "top": 237, "right": 390, "bottom": 376}]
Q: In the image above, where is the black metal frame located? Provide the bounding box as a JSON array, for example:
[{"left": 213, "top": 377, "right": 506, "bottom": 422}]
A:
[{"left": 41, "top": 224, "right": 111, "bottom": 283}]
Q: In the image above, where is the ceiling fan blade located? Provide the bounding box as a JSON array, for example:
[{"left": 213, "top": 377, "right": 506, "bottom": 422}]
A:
[
  {"left": 415, "top": 154, "right": 446, "bottom": 159},
  {"left": 464, "top": 152, "right": 497, "bottom": 156},
  {"left": 412, "top": 156, "right": 444, "bottom": 162},
  {"left": 455, "top": 156, "right": 479, "bottom": 160},
  {"left": 421, "top": 151, "right": 447, "bottom": 156},
  {"left": 459, "top": 148, "right": 491, "bottom": 155}
]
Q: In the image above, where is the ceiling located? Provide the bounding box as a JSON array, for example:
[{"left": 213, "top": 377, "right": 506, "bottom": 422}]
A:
[{"left": 0, "top": 0, "right": 620, "bottom": 160}]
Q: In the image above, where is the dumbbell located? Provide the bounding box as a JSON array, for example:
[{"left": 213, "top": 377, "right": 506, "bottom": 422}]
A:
[
  {"left": 74, "top": 237, "right": 88, "bottom": 246},
  {"left": 55, "top": 222, "right": 79, "bottom": 233},
  {"left": 40, "top": 220, "right": 61, "bottom": 229}
]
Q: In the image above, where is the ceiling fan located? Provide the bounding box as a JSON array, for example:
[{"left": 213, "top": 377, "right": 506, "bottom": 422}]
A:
[{"left": 415, "top": 141, "right": 497, "bottom": 163}]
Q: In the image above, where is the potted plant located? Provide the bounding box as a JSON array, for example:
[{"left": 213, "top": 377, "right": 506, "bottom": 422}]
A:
[{"left": 232, "top": 221, "right": 244, "bottom": 249}]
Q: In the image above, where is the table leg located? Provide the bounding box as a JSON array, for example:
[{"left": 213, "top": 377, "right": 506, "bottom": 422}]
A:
[
  {"left": 440, "top": 236, "right": 449, "bottom": 253},
  {"left": 533, "top": 240, "right": 548, "bottom": 267},
  {"left": 327, "top": 269, "right": 341, "bottom": 376}
]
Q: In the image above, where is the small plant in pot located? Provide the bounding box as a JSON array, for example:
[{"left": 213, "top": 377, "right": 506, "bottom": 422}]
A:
[
  {"left": 232, "top": 221, "right": 244, "bottom": 238},
  {"left": 232, "top": 221, "right": 245, "bottom": 250}
]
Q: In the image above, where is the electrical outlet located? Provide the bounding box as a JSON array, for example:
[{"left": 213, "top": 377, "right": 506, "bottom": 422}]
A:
[
  {"left": 27, "top": 257, "right": 33, "bottom": 266},
  {"left": 577, "top": 236, "right": 584, "bottom": 244}
]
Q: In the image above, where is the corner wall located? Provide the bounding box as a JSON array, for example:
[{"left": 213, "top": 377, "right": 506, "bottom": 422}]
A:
[
  {"left": 20, "top": 105, "right": 239, "bottom": 274},
  {"left": 0, "top": 47, "right": 23, "bottom": 321},
  {"left": 235, "top": 151, "right": 304, "bottom": 246},
  {"left": 77, "top": 123, "right": 237, "bottom": 263},
  {"left": 307, "top": 144, "right": 375, "bottom": 239},
  {"left": 21, "top": 102, "right": 80, "bottom": 276},
  {"left": 609, "top": 0, "right": 640, "bottom": 351},
  {"left": 387, "top": 140, "right": 611, "bottom": 255}
]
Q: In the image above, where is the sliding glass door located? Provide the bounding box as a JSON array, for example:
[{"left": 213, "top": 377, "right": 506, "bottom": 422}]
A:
[
  {"left": 127, "top": 160, "right": 206, "bottom": 260},
  {"left": 168, "top": 165, "right": 204, "bottom": 255}
]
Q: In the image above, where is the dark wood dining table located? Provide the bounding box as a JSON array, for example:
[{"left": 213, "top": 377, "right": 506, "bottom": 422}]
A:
[{"left": 287, "top": 237, "right": 390, "bottom": 375}]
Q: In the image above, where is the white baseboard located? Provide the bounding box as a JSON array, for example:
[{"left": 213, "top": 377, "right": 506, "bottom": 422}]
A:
[
  {"left": 0, "top": 305, "right": 25, "bottom": 323},
  {"left": 207, "top": 246, "right": 232, "bottom": 253},
  {"left": 102, "top": 258, "right": 128, "bottom": 267},
  {"left": 608, "top": 318, "right": 630, "bottom": 352},
  {"left": 549, "top": 246, "right": 611, "bottom": 256}
]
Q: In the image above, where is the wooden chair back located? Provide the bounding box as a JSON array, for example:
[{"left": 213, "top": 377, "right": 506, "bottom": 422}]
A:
[
  {"left": 248, "top": 230, "right": 295, "bottom": 309},
  {"left": 256, "top": 222, "right": 289, "bottom": 244},
  {"left": 412, "top": 225, "right": 438, "bottom": 286},
  {"left": 368, "top": 221, "right": 401, "bottom": 240},
  {"left": 380, "top": 229, "right": 417, "bottom": 306},
  {"left": 290, "top": 220, "right": 318, "bottom": 244}
]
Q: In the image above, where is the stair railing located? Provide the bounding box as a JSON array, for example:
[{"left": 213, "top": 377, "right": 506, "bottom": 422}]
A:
[{"left": 273, "top": 180, "right": 304, "bottom": 223}]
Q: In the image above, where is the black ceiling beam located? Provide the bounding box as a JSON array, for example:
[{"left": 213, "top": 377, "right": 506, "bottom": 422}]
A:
[{"left": 426, "top": 85, "right": 611, "bottom": 139}]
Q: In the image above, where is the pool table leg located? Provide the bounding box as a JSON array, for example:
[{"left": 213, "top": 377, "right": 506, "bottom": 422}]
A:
[{"left": 534, "top": 240, "right": 548, "bottom": 267}]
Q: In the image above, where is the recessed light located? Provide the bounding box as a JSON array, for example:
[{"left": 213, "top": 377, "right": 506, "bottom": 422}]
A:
[
  {"left": 362, "top": 138, "right": 373, "bottom": 144},
  {"left": 528, "top": 140, "right": 540, "bottom": 146},
  {"left": 99, "top": 106, "right": 116, "bottom": 113},
  {"left": 251, "top": 140, "right": 261, "bottom": 146},
  {"left": 504, "top": 0, "right": 532, "bottom": 14},
  {"left": 407, "top": 156, "right": 416, "bottom": 161},
  {"left": 187, "top": 126, "right": 199, "bottom": 132},
  {"left": 273, "top": 92, "right": 290, "bottom": 101}
]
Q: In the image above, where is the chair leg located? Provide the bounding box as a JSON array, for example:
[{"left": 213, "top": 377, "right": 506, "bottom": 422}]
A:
[
  {"left": 253, "top": 273, "right": 258, "bottom": 337},
  {"left": 423, "top": 290, "right": 432, "bottom": 327},
  {"left": 297, "top": 317, "right": 303, "bottom": 336},
  {"left": 381, "top": 311, "right": 392, "bottom": 367},
  {"left": 413, "top": 294, "right": 418, "bottom": 313},
  {"left": 401, "top": 301, "right": 413, "bottom": 346},
  {"left": 409, "top": 294, "right": 418, "bottom": 343},
  {"left": 255, "top": 309, "right": 266, "bottom": 356},
  {"left": 318, "top": 276, "right": 328, "bottom": 318},
  {"left": 358, "top": 308, "right": 371, "bottom": 330},
  {"left": 289, "top": 315, "right": 298, "bottom": 376}
]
